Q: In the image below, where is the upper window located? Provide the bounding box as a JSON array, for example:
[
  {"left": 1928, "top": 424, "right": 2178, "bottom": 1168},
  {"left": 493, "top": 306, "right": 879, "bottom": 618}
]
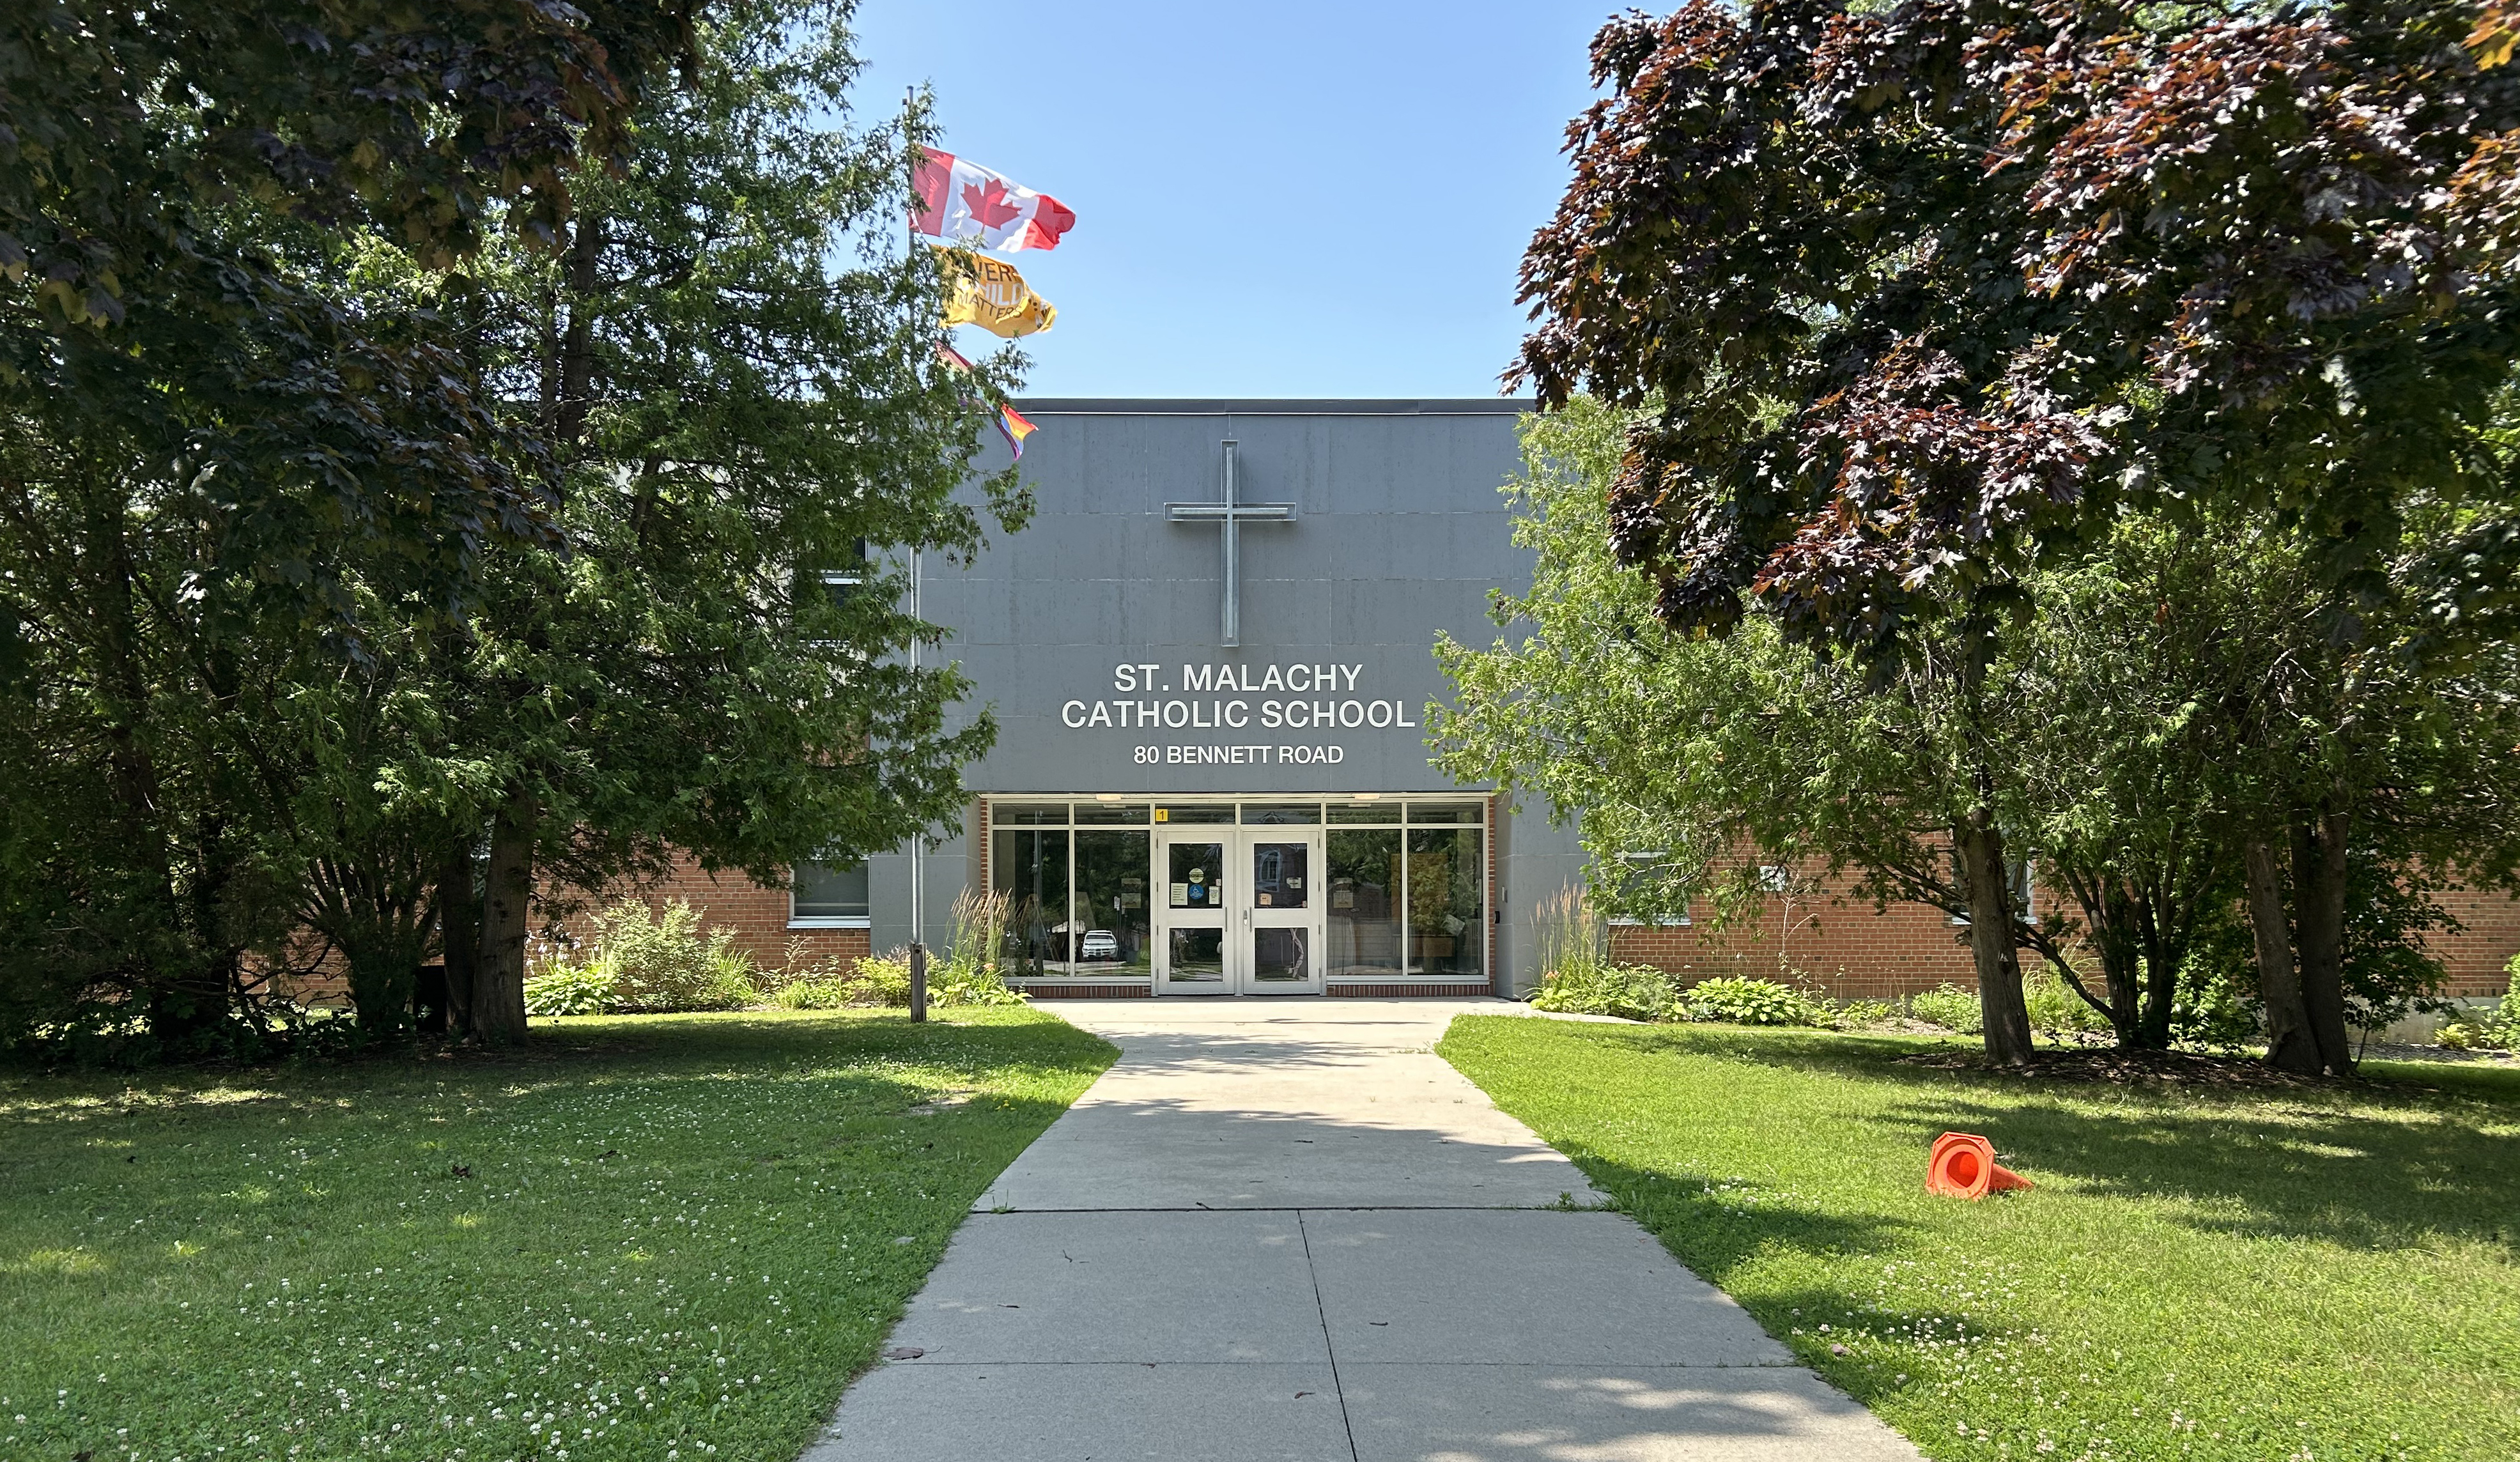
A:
[{"left": 800, "top": 539, "right": 870, "bottom": 642}]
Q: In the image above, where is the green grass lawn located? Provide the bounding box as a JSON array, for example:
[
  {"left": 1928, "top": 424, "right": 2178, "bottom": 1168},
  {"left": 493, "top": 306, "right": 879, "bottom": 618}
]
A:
[
  {"left": 0, "top": 1007, "right": 1113, "bottom": 1462},
  {"left": 1438, "top": 1016, "right": 2520, "bottom": 1462}
]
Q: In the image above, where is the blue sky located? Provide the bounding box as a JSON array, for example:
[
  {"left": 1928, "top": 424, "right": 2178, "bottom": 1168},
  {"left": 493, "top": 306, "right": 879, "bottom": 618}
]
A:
[{"left": 847, "top": 1, "right": 1611, "bottom": 399}]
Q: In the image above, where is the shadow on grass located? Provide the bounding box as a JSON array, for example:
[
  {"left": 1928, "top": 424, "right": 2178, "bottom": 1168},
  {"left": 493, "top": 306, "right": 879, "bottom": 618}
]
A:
[
  {"left": 0, "top": 1008, "right": 1111, "bottom": 1124},
  {"left": 1567, "top": 1148, "right": 1924, "bottom": 1271},
  {"left": 1557, "top": 1020, "right": 2520, "bottom": 1256},
  {"left": 1871, "top": 1089, "right": 2520, "bottom": 1253},
  {"left": 0, "top": 1009, "right": 1118, "bottom": 1293}
]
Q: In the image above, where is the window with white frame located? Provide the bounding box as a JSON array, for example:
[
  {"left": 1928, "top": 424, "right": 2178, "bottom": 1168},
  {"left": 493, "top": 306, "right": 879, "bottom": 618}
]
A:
[
  {"left": 800, "top": 539, "right": 869, "bottom": 645},
  {"left": 791, "top": 859, "right": 870, "bottom": 925},
  {"left": 1947, "top": 848, "right": 2035, "bottom": 926},
  {"left": 1607, "top": 850, "right": 1692, "bottom": 927}
]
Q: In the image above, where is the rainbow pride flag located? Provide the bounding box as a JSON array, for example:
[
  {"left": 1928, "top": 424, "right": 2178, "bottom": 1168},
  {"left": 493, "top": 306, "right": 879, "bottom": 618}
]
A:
[{"left": 998, "top": 404, "right": 1037, "bottom": 459}]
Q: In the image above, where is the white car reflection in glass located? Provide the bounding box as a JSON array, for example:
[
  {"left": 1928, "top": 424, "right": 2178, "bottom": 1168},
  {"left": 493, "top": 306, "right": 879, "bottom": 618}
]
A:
[{"left": 1078, "top": 929, "right": 1120, "bottom": 962}]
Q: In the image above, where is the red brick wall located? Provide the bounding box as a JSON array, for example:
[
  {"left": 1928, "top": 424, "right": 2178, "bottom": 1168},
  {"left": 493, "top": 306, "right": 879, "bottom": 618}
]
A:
[
  {"left": 1609, "top": 865, "right": 2520, "bottom": 1001},
  {"left": 1610, "top": 898, "right": 1981, "bottom": 1001},
  {"left": 2434, "top": 884, "right": 2520, "bottom": 997},
  {"left": 546, "top": 852, "right": 870, "bottom": 979}
]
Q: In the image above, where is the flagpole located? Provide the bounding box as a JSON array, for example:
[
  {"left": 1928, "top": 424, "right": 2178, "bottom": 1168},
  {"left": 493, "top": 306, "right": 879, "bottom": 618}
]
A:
[{"left": 904, "top": 84, "right": 930, "bottom": 1025}]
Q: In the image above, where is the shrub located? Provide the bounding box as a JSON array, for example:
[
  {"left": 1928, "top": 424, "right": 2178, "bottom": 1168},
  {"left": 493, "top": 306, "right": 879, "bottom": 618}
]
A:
[
  {"left": 2023, "top": 970, "right": 2112, "bottom": 1035},
  {"left": 523, "top": 965, "right": 618, "bottom": 1017},
  {"left": 933, "top": 955, "right": 1028, "bottom": 1006},
  {"left": 1907, "top": 983, "right": 1984, "bottom": 1034},
  {"left": 1683, "top": 976, "right": 1827, "bottom": 1027},
  {"left": 851, "top": 951, "right": 914, "bottom": 1006},
  {"left": 1829, "top": 997, "right": 1896, "bottom": 1030},
  {"left": 771, "top": 978, "right": 856, "bottom": 1011},
  {"left": 1533, "top": 962, "right": 1681, "bottom": 1022},
  {"left": 586, "top": 899, "right": 758, "bottom": 1013},
  {"left": 2170, "top": 955, "right": 2264, "bottom": 1051},
  {"left": 2443, "top": 958, "right": 2520, "bottom": 1050}
]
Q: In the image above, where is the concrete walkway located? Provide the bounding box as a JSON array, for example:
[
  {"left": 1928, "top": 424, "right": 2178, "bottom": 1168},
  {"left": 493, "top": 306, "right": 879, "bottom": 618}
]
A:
[{"left": 804, "top": 999, "right": 1921, "bottom": 1462}]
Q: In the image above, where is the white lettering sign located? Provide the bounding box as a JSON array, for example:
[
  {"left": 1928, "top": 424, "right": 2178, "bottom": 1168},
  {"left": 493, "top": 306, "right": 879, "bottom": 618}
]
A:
[{"left": 1062, "top": 662, "right": 1421, "bottom": 768}]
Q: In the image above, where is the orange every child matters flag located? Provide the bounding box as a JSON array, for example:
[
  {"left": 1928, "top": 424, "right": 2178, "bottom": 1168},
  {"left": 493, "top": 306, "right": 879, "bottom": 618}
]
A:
[
  {"left": 932, "top": 246, "right": 1056, "bottom": 339},
  {"left": 911, "top": 150, "right": 1076, "bottom": 252}
]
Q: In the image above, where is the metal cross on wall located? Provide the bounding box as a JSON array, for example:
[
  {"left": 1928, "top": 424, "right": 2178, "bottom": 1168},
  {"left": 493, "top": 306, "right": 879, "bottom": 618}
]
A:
[{"left": 1164, "top": 438, "right": 1295, "bottom": 648}]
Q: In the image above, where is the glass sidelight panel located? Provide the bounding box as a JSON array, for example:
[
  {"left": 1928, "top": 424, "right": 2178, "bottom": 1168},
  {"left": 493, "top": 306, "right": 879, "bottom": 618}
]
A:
[
  {"left": 1168, "top": 927, "right": 1226, "bottom": 983},
  {"left": 993, "top": 828, "right": 1071, "bottom": 975},
  {"left": 1168, "top": 842, "right": 1224, "bottom": 909},
  {"left": 1072, "top": 831, "right": 1152, "bottom": 971},
  {"left": 1251, "top": 927, "right": 1310, "bottom": 983},
  {"left": 1406, "top": 826, "right": 1485, "bottom": 975},
  {"left": 1249, "top": 840, "right": 1310, "bottom": 909},
  {"left": 1327, "top": 829, "right": 1402, "bottom": 975}
]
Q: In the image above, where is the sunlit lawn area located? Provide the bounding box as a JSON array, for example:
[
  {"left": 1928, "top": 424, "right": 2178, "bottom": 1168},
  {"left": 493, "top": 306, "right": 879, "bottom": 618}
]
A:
[
  {"left": 0, "top": 1008, "right": 1114, "bottom": 1462},
  {"left": 1439, "top": 1015, "right": 2520, "bottom": 1462}
]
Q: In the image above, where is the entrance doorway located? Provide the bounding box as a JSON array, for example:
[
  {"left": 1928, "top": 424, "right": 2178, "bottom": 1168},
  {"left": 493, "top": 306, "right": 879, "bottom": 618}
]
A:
[
  {"left": 1152, "top": 826, "right": 1326, "bottom": 996},
  {"left": 985, "top": 796, "right": 1488, "bottom": 995}
]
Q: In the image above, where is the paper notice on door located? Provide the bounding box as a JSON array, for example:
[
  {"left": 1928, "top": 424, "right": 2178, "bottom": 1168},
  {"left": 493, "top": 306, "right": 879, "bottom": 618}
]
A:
[
  {"left": 1171, "top": 882, "right": 1190, "bottom": 906},
  {"left": 1258, "top": 893, "right": 1273, "bottom": 906}
]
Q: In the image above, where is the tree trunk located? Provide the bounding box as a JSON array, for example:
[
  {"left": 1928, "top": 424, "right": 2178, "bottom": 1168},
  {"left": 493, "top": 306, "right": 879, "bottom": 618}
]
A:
[
  {"left": 2134, "top": 891, "right": 2179, "bottom": 1052},
  {"left": 2093, "top": 879, "right": 2142, "bottom": 1049},
  {"left": 553, "top": 213, "right": 603, "bottom": 449},
  {"left": 2290, "top": 806, "right": 2356, "bottom": 1075},
  {"left": 1956, "top": 816, "right": 2036, "bottom": 1066},
  {"left": 2245, "top": 837, "right": 2322, "bottom": 1074},
  {"left": 341, "top": 934, "right": 424, "bottom": 1038},
  {"left": 77, "top": 482, "right": 231, "bottom": 1044},
  {"left": 472, "top": 785, "right": 537, "bottom": 1045},
  {"left": 436, "top": 845, "right": 481, "bottom": 1038}
]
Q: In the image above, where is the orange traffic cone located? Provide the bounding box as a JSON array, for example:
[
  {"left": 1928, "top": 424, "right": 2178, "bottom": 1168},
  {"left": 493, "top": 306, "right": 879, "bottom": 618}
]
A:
[{"left": 1926, "top": 1132, "right": 2032, "bottom": 1200}]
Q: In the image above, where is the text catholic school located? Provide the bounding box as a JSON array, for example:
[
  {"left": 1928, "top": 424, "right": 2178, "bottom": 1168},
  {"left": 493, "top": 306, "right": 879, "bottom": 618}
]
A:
[{"left": 1062, "top": 661, "right": 1420, "bottom": 731}]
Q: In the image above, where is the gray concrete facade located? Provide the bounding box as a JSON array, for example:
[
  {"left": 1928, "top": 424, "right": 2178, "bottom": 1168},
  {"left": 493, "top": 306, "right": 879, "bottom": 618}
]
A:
[{"left": 863, "top": 400, "right": 1586, "bottom": 996}]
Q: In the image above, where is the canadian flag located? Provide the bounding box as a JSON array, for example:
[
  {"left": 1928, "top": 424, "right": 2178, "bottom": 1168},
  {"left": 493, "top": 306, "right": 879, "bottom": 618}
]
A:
[{"left": 911, "top": 150, "right": 1076, "bottom": 252}]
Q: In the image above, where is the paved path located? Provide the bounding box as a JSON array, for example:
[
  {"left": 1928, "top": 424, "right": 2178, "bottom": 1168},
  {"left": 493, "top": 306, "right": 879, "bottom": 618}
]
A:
[{"left": 804, "top": 999, "right": 1921, "bottom": 1462}]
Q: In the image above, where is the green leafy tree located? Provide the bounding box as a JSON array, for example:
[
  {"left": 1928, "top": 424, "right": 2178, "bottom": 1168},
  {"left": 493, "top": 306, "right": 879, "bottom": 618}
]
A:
[
  {"left": 1511, "top": 0, "right": 2520, "bottom": 1072},
  {"left": 2009, "top": 518, "right": 2259, "bottom": 1049},
  {"left": 430, "top": 0, "right": 1024, "bottom": 1041},
  {"left": 1433, "top": 399, "right": 2057, "bottom": 1062},
  {"left": 0, "top": 0, "right": 691, "bottom": 1051}
]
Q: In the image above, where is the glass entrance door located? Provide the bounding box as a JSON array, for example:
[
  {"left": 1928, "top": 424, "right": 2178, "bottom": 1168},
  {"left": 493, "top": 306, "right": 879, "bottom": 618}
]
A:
[
  {"left": 1244, "top": 835, "right": 1322, "bottom": 994},
  {"left": 1152, "top": 829, "right": 1326, "bottom": 996},
  {"left": 1155, "top": 831, "right": 1229, "bottom": 993}
]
